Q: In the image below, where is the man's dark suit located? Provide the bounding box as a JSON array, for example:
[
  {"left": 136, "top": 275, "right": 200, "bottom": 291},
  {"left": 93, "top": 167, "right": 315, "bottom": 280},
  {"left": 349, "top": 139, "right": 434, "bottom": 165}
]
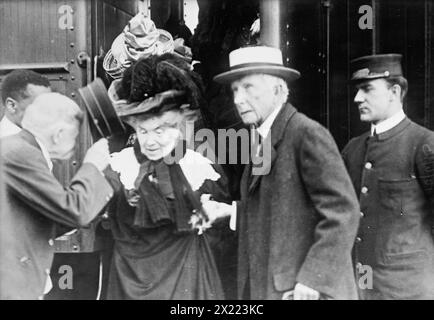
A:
[
  {"left": 0, "top": 130, "right": 113, "bottom": 299},
  {"left": 237, "top": 103, "right": 360, "bottom": 300},
  {"left": 342, "top": 117, "right": 434, "bottom": 299}
]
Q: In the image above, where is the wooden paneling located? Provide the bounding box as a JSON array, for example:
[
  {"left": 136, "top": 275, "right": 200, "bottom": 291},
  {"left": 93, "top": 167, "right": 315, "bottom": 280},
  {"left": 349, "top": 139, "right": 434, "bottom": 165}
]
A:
[
  {"left": 284, "top": 0, "right": 323, "bottom": 124},
  {"left": 0, "top": 0, "right": 92, "bottom": 180},
  {"left": 0, "top": 0, "right": 68, "bottom": 65},
  {"left": 329, "top": 0, "right": 374, "bottom": 147},
  {"left": 0, "top": 0, "right": 97, "bottom": 253},
  {"left": 283, "top": 0, "right": 434, "bottom": 148},
  {"left": 328, "top": 0, "right": 352, "bottom": 148},
  {"left": 376, "top": 0, "right": 424, "bottom": 127}
]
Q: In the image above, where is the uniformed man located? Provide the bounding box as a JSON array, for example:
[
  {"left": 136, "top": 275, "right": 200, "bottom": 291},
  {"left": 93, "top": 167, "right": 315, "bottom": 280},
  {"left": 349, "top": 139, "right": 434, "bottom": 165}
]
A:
[{"left": 342, "top": 54, "right": 434, "bottom": 299}]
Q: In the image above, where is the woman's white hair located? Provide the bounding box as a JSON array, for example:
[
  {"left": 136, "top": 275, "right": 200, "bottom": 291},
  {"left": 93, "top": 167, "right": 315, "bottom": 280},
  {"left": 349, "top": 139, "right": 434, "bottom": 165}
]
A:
[{"left": 126, "top": 107, "right": 200, "bottom": 141}]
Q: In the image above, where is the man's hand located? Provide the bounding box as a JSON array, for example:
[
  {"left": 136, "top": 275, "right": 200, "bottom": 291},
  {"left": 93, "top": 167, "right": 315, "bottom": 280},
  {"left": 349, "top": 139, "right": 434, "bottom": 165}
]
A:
[
  {"left": 83, "top": 138, "right": 110, "bottom": 172},
  {"left": 282, "top": 283, "right": 320, "bottom": 300},
  {"left": 200, "top": 194, "right": 234, "bottom": 224}
]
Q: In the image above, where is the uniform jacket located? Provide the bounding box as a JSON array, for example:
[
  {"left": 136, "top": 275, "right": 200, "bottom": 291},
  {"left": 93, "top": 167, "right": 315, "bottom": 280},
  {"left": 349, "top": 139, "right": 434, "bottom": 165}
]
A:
[
  {"left": 237, "top": 103, "right": 360, "bottom": 300},
  {"left": 342, "top": 117, "right": 434, "bottom": 299},
  {"left": 0, "top": 130, "right": 113, "bottom": 299}
]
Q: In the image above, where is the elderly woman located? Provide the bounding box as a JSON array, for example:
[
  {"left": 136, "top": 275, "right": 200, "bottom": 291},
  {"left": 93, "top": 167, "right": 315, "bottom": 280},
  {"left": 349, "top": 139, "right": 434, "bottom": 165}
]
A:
[{"left": 104, "top": 53, "right": 233, "bottom": 300}]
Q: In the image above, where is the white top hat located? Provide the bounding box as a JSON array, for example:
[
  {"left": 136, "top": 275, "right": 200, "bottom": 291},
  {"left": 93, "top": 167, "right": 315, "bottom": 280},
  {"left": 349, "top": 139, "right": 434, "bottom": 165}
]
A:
[{"left": 213, "top": 46, "right": 300, "bottom": 84}]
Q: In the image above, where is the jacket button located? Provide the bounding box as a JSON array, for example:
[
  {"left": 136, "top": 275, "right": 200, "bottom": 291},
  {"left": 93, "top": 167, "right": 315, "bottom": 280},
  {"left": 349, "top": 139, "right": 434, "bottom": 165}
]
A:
[
  {"left": 360, "top": 211, "right": 365, "bottom": 217},
  {"left": 106, "top": 195, "right": 111, "bottom": 202},
  {"left": 361, "top": 187, "right": 368, "bottom": 194},
  {"left": 355, "top": 236, "right": 362, "bottom": 243},
  {"left": 19, "top": 256, "right": 29, "bottom": 263},
  {"left": 365, "top": 162, "right": 372, "bottom": 169},
  {"left": 48, "top": 239, "right": 54, "bottom": 246}
]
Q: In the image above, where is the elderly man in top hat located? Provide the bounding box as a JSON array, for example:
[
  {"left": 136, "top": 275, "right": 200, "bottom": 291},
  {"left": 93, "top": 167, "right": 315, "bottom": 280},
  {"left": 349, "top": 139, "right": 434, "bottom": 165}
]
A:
[
  {"left": 210, "top": 46, "right": 360, "bottom": 300},
  {"left": 342, "top": 54, "right": 434, "bottom": 299}
]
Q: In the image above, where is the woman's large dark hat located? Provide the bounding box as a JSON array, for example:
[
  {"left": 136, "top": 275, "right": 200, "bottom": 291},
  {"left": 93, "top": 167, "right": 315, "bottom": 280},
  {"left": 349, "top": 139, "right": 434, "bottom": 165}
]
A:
[
  {"left": 79, "top": 53, "right": 204, "bottom": 139},
  {"left": 109, "top": 53, "right": 205, "bottom": 117}
]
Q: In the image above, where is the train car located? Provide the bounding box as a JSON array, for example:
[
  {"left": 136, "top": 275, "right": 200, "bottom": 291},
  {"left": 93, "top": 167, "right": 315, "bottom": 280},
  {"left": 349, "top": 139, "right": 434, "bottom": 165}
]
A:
[{"left": 0, "top": 0, "right": 433, "bottom": 300}]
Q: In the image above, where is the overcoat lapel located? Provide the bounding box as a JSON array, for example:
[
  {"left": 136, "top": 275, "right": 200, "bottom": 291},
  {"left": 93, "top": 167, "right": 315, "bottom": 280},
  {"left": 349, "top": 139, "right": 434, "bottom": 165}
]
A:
[
  {"left": 248, "top": 104, "right": 297, "bottom": 193},
  {"left": 19, "top": 129, "right": 41, "bottom": 150}
]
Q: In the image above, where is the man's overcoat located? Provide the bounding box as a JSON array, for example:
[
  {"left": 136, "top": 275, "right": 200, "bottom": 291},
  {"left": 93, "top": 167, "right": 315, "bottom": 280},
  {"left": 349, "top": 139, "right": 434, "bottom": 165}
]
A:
[
  {"left": 0, "top": 130, "right": 113, "bottom": 299},
  {"left": 237, "top": 104, "right": 360, "bottom": 300}
]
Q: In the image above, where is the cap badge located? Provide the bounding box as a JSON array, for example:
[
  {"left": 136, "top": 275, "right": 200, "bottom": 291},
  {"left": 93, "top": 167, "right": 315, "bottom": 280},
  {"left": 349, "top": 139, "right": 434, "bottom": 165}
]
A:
[{"left": 353, "top": 68, "right": 370, "bottom": 79}]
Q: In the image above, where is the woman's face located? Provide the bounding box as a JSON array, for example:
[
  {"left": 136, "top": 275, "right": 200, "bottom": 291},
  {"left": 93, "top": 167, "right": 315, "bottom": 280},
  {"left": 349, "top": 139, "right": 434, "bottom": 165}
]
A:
[{"left": 134, "top": 110, "right": 183, "bottom": 161}]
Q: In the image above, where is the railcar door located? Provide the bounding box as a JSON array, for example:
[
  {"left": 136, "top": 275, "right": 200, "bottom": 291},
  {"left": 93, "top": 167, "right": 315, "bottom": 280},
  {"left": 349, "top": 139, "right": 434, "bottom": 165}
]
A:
[{"left": 0, "top": 0, "right": 147, "bottom": 299}]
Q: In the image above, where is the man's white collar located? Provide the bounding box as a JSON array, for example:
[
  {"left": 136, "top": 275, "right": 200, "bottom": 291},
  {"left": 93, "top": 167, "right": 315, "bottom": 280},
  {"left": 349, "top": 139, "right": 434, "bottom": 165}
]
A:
[
  {"left": 34, "top": 137, "right": 53, "bottom": 172},
  {"left": 0, "top": 116, "right": 21, "bottom": 138},
  {"left": 371, "top": 109, "right": 406, "bottom": 135},
  {"left": 257, "top": 103, "right": 284, "bottom": 139}
]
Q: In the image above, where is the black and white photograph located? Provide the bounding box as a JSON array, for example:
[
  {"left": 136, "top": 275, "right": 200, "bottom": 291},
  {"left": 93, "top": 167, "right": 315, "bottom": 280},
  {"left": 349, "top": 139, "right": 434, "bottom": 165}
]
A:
[{"left": 0, "top": 0, "right": 433, "bottom": 307}]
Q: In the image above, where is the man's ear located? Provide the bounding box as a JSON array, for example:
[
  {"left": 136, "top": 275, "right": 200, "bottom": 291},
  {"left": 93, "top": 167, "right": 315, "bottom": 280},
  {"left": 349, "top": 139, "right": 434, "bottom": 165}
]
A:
[
  {"left": 390, "top": 84, "right": 402, "bottom": 101},
  {"left": 52, "top": 126, "right": 64, "bottom": 145},
  {"left": 4, "top": 97, "right": 17, "bottom": 114},
  {"left": 273, "top": 84, "right": 281, "bottom": 96}
]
